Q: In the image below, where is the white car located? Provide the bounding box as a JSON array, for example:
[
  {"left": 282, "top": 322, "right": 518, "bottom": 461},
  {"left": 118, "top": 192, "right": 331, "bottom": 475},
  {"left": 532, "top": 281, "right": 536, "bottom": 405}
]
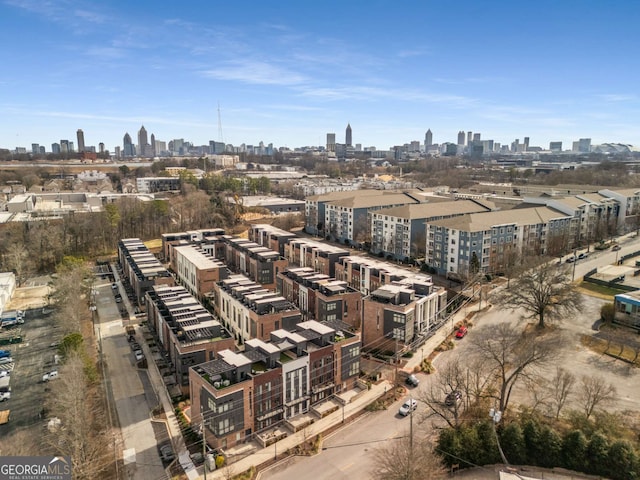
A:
[
  {"left": 0, "top": 390, "right": 10, "bottom": 402},
  {"left": 0, "top": 358, "right": 13, "bottom": 365},
  {"left": 134, "top": 351, "right": 144, "bottom": 361},
  {"left": 42, "top": 370, "right": 59, "bottom": 382},
  {"left": 0, "top": 371, "right": 9, "bottom": 378},
  {"left": 398, "top": 398, "right": 418, "bottom": 416}
]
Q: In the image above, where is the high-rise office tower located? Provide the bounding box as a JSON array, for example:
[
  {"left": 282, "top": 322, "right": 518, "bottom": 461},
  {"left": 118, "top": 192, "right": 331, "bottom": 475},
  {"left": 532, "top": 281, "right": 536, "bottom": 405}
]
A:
[
  {"left": 52, "top": 143, "right": 60, "bottom": 154},
  {"left": 76, "top": 129, "right": 85, "bottom": 152},
  {"left": 549, "top": 141, "right": 562, "bottom": 152},
  {"left": 524, "top": 137, "right": 530, "bottom": 151},
  {"left": 151, "top": 134, "right": 156, "bottom": 156},
  {"left": 457, "top": 131, "right": 465, "bottom": 145},
  {"left": 99, "top": 142, "right": 105, "bottom": 154},
  {"left": 138, "top": 125, "right": 148, "bottom": 154},
  {"left": 60, "top": 140, "right": 69, "bottom": 153},
  {"left": 467, "top": 131, "right": 472, "bottom": 145},
  {"left": 123, "top": 133, "right": 134, "bottom": 157},
  {"left": 345, "top": 123, "right": 352, "bottom": 147},
  {"left": 473, "top": 133, "right": 481, "bottom": 142},
  {"left": 326, "top": 133, "right": 336, "bottom": 152},
  {"left": 425, "top": 129, "right": 433, "bottom": 148}
]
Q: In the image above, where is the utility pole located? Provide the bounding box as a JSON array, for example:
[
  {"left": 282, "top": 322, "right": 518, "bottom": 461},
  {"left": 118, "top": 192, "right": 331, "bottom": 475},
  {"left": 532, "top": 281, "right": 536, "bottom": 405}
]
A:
[
  {"left": 394, "top": 329, "right": 399, "bottom": 388},
  {"left": 201, "top": 405, "right": 207, "bottom": 480}
]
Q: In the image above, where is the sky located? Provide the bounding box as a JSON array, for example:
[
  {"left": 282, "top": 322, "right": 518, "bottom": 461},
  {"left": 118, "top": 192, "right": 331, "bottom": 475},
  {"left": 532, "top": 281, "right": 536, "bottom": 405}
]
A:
[{"left": 1, "top": 0, "right": 640, "bottom": 153}]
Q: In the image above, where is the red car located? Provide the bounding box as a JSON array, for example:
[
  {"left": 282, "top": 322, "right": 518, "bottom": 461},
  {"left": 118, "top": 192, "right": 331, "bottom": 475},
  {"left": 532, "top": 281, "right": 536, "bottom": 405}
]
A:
[{"left": 455, "top": 326, "right": 468, "bottom": 339}]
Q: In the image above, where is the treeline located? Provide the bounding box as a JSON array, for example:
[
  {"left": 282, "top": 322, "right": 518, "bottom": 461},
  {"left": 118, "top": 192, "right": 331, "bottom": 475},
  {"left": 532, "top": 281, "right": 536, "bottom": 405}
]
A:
[
  {"left": 0, "top": 190, "right": 238, "bottom": 281},
  {"left": 437, "top": 411, "right": 639, "bottom": 480}
]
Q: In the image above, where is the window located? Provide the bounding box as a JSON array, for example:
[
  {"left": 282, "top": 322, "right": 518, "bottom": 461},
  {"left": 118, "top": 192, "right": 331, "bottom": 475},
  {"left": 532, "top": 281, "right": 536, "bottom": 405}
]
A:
[{"left": 327, "top": 303, "right": 337, "bottom": 311}]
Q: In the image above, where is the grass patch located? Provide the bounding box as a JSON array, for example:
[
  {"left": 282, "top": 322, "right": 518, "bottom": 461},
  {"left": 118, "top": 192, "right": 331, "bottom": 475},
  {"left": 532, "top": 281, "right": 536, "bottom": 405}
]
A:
[
  {"left": 577, "top": 281, "right": 627, "bottom": 298},
  {"left": 580, "top": 334, "right": 640, "bottom": 366}
]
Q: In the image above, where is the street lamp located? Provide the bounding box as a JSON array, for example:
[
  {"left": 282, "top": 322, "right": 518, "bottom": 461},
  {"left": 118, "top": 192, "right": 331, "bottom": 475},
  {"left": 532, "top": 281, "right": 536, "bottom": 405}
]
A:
[{"left": 489, "top": 408, "right": 509, "bottom": 465}]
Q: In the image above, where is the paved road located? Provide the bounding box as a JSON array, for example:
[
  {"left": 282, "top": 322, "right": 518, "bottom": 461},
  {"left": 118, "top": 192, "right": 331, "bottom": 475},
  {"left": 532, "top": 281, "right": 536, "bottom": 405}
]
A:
[{"left": 94, "top": 280, "right": 167, "bottom": 480}]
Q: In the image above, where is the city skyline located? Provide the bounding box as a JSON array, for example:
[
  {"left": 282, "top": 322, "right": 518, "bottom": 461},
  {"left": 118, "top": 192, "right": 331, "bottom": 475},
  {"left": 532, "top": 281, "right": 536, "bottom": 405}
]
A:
[{"left": 1, "top": 1, "right": 640, "bottom": 152}]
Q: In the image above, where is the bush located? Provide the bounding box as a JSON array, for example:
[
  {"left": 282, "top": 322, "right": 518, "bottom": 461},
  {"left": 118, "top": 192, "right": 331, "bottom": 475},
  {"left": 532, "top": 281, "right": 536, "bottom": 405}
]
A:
[
  {"left": 601, "top": 302, "right": 615, "bottom": 323},
  {"left": 215, "top": 455, "right": 225, "bottom": 469},
  {"left": 420, "top": 359, "right": 434, "bottom": 374}
]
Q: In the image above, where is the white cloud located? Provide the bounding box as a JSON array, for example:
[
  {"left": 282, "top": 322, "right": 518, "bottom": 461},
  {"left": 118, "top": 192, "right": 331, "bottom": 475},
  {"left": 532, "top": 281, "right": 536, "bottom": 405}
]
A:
[{"left": 202, "top": 60, "right": 307, "bottom": 86}]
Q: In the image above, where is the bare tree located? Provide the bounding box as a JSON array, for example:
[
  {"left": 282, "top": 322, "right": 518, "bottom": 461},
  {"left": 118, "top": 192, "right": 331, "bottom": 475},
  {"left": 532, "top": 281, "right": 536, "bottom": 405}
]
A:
[
  {"left": 550, "top": 367, "right": 575, "bottom": 419},
  {"left": 580, "top": 374, "right": 616, "bottom": 419},
  {"left": 418, "top": 358, "right": 467, "bottom": 428},
  {"left": 2, "top": 243, "right": 33, "bottom": 286},
  {"left": 494, "top": 258, "right": 582, "bottom": 328},
  {"left": 471, "top": 323, "right": 563, "bottom": 414},
  {"left": 369, "top": 436, "right": 447, "bottom": 480},
  {"left": 45, "top": 352, "right": 114, "bottom": 478},
  {"left": 523, "top": 375, "right": 552, "bottom": 414}
]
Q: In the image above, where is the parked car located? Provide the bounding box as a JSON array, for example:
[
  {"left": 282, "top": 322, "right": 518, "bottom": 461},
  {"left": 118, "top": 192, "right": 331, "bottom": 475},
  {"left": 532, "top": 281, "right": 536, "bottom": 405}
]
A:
[
  {"left": 134, "top": 351, "right": 144, "bottom": 361},
  {"left": 159, "top": 444, "right": 175, "bottom": 464},
  {"left": 612, "top": 244, "right": 621, "bottom": 251},
  {"left": 0, "top": 390, "right": 10, "bottom": 402},
  {"left": 42, "top": 371, "right": 59, "bottom": 382},
  {"left": 444, "top": 390, "right": 462, "bottom": 407},
  {"left": 405, "top": 374, "right": 419, "bottom": 387},
  {"left": 0, "top": 358, "right": 13, "bottom": 365},
  {"left": 455, "top": 326, "right": 468, "bottom": 339},
  {"left": 0, "top": 371, "right": 9, "bottom": 378},
  {"left": 111, "top": 283, "right": 118, "bottom": 290},
  {"left": 565, "top": 256, "right": 575, "bottom": 263},
  {"left": 577, "top": 252, "right": 588, "bottom": 260},
  {"left": 398, "top": 398, "right": 418, "bottom": 416}
]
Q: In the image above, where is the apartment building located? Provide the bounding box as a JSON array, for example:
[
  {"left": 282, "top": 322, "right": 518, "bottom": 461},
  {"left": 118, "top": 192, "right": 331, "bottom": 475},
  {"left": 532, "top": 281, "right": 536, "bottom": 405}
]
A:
[
  {"left": 212, "top": 274, "right": 302, "bottom": 343},
  {"left": 361, "top": 276, "right": 447, "bottom": 352},
  {"left": 189, "top": 320, "right": 361, "bottom": 450},
  {"left": 170, "top": 245, "right": 229, "bottom": 302},
  {"left": 117, "top": 238, "right": 174, "bottom": 305},
  {"left": 371, "top": 199, "right": 495, "bottom": 261},
  {"left": 283, "top": 238, "right": 349, "bottom": 277},
  {"left": 305, "top": 190, "right": 423, "bottom": 241},
  {"left": 426, "top": 206, "right": 574, "bottom": 277},
  {"left": 221, "top": 236, "right": 288, "bottom": 291},
  {"left": 145, "top": 284, "right": 235, "bottom": 392},
  {"left": 277, "top": 267, "right": 362, "bottom": 330},
  {"left": 600, "top": 188, "right": 640, "bottom": 229}
]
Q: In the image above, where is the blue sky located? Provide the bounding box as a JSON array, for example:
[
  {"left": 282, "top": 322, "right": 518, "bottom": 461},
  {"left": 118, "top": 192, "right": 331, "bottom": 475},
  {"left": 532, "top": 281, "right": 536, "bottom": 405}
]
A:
[{"left": 1, "top": 0, "right": 639, "bottom": 153}]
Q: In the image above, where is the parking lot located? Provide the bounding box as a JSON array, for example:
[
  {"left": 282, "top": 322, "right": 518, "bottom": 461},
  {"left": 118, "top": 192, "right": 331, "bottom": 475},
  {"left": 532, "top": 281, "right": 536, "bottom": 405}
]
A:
[{"left": 0, "top": 282, "right": 65, "bottom": 434}]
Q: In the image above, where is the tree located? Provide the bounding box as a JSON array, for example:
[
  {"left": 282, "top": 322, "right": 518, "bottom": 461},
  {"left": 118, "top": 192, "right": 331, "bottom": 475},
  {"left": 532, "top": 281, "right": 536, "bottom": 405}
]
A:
[
  {"left": 418, "top": 358, "right": 467, "bottom": 428},
  {"left": 580, "top": 374, "right": 616, "bottom": 419},
  {"left": 561, "top": 430, "right": 588, "bottom": 472},
  {"left": 2, "top": 243, "right": 33, "bottom": 286},
  {"left": 370, "top": 436, "right": 447, "bottom": 480},
  {"left": 471, "top": 323, "right": 563, "bottom": 413},
  {"left": 550, "top": 367, "right": 575, "bottom": 420},
  {"left": 494, "top": 258, "right": 582, "bottom": 328},
  {"left": 45, "top": 352, "right": 114, "bottom": 479},
  {"left": 499, "top": 422, "right": 526, "bottom": 465},
  {"left": 605, "top": 440, "right": 638, "bottom": 480}
]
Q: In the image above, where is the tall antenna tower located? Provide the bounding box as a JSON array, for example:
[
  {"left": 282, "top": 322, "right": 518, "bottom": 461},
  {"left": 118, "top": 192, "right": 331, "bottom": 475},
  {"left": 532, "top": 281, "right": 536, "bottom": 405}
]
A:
[{"left": 217, "top": 102, "right": 224, "bottom": 144}]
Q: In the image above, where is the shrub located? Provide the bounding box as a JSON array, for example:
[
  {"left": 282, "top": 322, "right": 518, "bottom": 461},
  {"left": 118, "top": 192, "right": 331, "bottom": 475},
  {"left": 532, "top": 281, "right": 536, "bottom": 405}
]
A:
[
  {"left": 420, "top": 359, "right": 434, "bottom": 374},
  {"left": 215, "top": 455, "right": 225, "bottom": 469},
  {"left": 600, "top": 303, "right": 615, "bottom": 323}
]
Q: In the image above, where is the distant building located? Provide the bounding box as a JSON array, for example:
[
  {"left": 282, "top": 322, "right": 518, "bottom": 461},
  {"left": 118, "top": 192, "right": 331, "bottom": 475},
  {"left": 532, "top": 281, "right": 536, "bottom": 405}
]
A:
[
  {"left": 326, "top": 133, "right": 336, "bottom": 153},
  {"left": 345, "top": 123, "right": 352, "bottom": 147},
  {"left": 425, "top": 129, "right": 433, "bottom": 148},
  {"left": 77, "top": 129, "right": 85, "bottom": 152},
  {"left": 457, "top": 131, "right": 465, "bottom": 145},
  {"left": 467, "top": 131, "right": 472, "bottom": 145},
  {"left": 549, "top": 141, "right": 563, "bottom": 152},
  {"left": 138, "top": 125, "right": 148, "bottom": 155},
  {"left": 123, "top": 133, "right": 134, "bottom": 157}
]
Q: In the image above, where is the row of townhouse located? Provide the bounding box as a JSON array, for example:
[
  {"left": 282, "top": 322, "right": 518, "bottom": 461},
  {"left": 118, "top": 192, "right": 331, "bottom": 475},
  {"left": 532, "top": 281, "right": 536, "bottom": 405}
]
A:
[
  {"left": 189, "top": 320, "right": 361, "bottom": 450},
  {"left": 212, "top": 274, "right": 302, "bottom": 344},
  {"left": 277, "top": 267, "right": 362, "bottom": 330},
  {"left": 361, "top": 277, "right": 447, "bottom": 351},
  {"left": 170, "top": 244, "right": 229, "bottom": 303},
  {"left": 221, "top": 237, "right": 288, "bottom": 291},
  {"left": 145, "top": 284, "right": 235, "bottom": 393},
  {"left": 370, "top": 199, "right": 496, "bottom": 262},
  {"left": 117, "top": 238, "right": 174, "bottom": 305},
  {"left": 250, "top": 224, "right": 349, "bottom": 277},
  {"left": 161, "top": 228, "right": 226, "bottom": 263}
]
